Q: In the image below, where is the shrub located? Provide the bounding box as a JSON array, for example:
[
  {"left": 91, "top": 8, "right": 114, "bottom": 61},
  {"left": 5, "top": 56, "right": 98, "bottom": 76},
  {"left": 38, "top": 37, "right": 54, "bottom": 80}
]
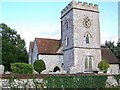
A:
[
  {"left": 98, "top": 59, "right": 110, "bottom": 73},
  {"left": 11, "top": 62, "right": 33, "bottom": 74},
  {"left": 45, "top": 75, "right": 107, "bottom": 88},
  {"left": 33, "top": 59, "right": 46, "bottom": 74}
]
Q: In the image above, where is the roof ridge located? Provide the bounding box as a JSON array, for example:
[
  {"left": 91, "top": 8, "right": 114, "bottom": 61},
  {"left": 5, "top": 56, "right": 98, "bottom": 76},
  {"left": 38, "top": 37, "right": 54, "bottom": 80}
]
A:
[{"left": 35, "top": 37, "right": 61, "bottom": 41}]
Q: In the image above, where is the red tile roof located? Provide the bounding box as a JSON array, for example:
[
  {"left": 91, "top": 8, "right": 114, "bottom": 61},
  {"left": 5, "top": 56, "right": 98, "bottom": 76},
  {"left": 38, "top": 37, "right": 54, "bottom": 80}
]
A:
[
  {"left": 30, "top": 41, "right": 34, "bottom": 53},
  {"left": 101, "top": 48, "right": 119, "bottom": 64},
  {"left": 35, "top": 38, "right": 62, "bottom": 54}
]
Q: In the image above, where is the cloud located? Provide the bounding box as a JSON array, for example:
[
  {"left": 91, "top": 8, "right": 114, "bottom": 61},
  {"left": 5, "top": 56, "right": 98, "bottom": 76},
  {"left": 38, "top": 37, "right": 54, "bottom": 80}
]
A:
[
  {"left": 101, "top": 31, "right": 118, "bottom": 46},
  {"left": 16, "top": 23, "right": 61, "bottom": 51}
]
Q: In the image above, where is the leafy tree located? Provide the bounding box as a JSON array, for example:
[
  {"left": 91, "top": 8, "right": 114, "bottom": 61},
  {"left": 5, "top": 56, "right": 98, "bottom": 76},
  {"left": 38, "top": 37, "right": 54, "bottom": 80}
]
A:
[
  {"left": 33, "top": 59, "right": 46, "bottom": 74},
  {"left": 98, "top": 59, "right": 110, "bottom": 73},
  {"left": 0, "top": 23, "right": 28, "bottom": 71},
  {"left": 105, "top": 41, "right": 115, "bottom": 52}
]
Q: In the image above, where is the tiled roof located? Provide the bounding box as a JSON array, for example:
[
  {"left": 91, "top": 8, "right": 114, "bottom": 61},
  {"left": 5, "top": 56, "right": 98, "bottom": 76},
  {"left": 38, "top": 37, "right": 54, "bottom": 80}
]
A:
[
  {"left": 101, "top": 48, "right": 119, "bottom": 64},
  {"left": 30, "top": 41, "right": 34, "bottom": 53},
  {"left": 35, "top": 38, "right": 62, "bottom": 54}
]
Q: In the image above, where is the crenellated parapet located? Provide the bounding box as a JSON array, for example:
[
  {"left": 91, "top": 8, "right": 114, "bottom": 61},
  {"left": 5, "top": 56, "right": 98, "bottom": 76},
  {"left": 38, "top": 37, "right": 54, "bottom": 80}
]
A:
[{"left": 61, "top": 0, "right": 99, "bottom": 18}]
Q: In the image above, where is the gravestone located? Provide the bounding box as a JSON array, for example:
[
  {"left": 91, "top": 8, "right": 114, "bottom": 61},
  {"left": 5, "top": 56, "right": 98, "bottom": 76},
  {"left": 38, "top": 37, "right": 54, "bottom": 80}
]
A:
[{"left": 0, "top": 65, "right": 4, "bottom": 74}]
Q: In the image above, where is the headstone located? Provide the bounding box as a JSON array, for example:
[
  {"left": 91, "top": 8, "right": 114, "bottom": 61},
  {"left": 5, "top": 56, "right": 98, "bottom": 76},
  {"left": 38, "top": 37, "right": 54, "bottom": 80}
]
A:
[
  {"left": 5, "top": 71, "right": 10, "bottom": 74},
  {"left": 33, "top": 70, "right": 39, "bottom": 74},
  {"left": 0, "top": 65, "right": 4, "bottom": 74},
  {"left": 41, "top": 70, "right": 49, "bottom": 74},
  {"left": 106, "top": 76, "right": 118, "bottom": 87}
]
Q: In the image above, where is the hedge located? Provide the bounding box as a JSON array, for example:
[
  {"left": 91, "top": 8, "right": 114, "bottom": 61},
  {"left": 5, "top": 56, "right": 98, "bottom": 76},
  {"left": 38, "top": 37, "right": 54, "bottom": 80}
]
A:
[
  {"left": 11, "top": 62, "right": 33, "bottom": 74},
  {"left": 45, "top": 75, "right": 107, "bottom": 88},
  {"left": 114, "top": 75, "right": 120, "bottom": 84}
]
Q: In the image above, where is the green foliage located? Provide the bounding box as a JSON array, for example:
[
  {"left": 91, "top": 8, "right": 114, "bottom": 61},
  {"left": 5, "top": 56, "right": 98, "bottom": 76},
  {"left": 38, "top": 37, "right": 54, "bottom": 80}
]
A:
[
  {"left": 45, "top": 75, "right": 107, "bottom": 88},
  {"left": 98, "top": 59, "right": 110, "bottom": 73},
  {"left": 0, "top": 35, "right": 2, "bottom": 64},
  {"left": 114, "top": 75, "right": 120, "bottom": 84},
  {"left": 11, "top": 62, "right": 33, "bottom": 74},
  {"left": 0, "top": 23, "right": 28, "bottom": 71},
  {"left": 33, "top": 59, "right": 46, "bottom": 74}
]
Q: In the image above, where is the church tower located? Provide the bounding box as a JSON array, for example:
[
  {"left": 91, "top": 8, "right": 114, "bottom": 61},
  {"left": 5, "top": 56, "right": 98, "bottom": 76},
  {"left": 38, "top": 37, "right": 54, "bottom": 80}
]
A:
[{"left": 61, "top": 0, "right": 101, "bottom": 73}]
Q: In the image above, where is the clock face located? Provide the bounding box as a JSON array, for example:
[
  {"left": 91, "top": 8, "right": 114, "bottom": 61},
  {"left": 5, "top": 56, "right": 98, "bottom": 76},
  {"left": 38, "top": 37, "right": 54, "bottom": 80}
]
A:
[{"left": 83, "top": 16, "right": 91, "bottom": 28}]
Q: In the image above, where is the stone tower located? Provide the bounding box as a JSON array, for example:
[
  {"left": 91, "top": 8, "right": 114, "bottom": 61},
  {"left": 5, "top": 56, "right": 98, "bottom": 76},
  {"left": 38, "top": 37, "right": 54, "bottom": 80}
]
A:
[{"left": 61, "top": 0, "right": 101, "bottom": 73}]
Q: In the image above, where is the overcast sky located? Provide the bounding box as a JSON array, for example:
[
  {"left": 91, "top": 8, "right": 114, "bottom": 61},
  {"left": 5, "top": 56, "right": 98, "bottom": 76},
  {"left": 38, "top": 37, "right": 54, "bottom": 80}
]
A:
[{"left": 1, "top": 0, "right": 119, "bottom": 51}]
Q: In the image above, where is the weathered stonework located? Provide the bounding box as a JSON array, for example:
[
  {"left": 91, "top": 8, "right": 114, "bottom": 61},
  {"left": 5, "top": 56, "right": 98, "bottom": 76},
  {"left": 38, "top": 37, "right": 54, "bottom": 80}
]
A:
[
  {"left": 61, "top": 0, "right": 101, "bottom": 73},
  {"left": 107, "top": 64, "right": 120, "bottom": 74},
  {"left": 39, "top": 55, "right": 63, "bottom": 72},
  {"left": 1, "top": 78, "right": 46, "bottom": 89}
]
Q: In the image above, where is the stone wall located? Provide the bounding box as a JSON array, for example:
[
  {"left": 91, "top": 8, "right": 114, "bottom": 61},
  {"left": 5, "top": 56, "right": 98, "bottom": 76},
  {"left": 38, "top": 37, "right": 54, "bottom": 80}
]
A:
[
  {"left": 39, "top": 54, "right": 63, "bottom": 72},
  {"left": 107, "top": 64, "right": 120, "bottom": 74},
  {"left": 32, "top": 40, "right": 38, "bottom": 63},
  {"left": 61, "top": 1, "right": 101, "bottom": 73},
  {"left": 1, "top": 78, "right": 46, "bottom": 89}
]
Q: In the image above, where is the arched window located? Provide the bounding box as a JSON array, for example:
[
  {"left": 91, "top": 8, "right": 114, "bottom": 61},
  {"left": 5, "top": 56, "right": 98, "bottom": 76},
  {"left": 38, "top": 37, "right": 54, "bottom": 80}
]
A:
[
  {"left": 84, "top": 32, "right": 92, "bottom": 44},
  {"left": 85, "top": 56, "right": 93, "bottom": 70},
  {"left": 85, "top": 57, "right": 88, "bottom": 69},
  {"left": 89, "top": 57, "right": 92, "bottom": 69},
  {"left": 86, "top": 34, "right": 89, "bottom": 44},
  {"left": 53, "top": 66, "right": 60, "bottom": 72}
]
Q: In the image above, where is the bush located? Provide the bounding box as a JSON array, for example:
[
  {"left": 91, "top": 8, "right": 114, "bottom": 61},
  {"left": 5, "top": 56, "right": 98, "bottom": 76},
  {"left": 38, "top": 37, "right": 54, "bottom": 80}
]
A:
[
  {"left": 45, "top": 75, "right": 107, "bottom": 88},
  {"left": 11, "top": 62, "right": 33, "bottom": 74},
  {"left": 33, "top": 59, "right": 46, "bottom": 74},
  {"left": 98, "top": 59, "right": 110, "bottom": 73}
]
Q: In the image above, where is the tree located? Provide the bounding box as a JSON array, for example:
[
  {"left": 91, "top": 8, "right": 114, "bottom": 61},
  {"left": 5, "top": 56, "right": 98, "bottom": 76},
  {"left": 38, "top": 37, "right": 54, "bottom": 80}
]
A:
[
  {"left": 105, "top": 41, "right": 115, "bottom": 52},
  {"left": 0, "top": 23, "right": 28, "bottom": 71},
  {"left": 98, "top": 59, "right": 110, "bottom": 73},
  {"left": 33, "top": 59, "right": 46, "bottom": 74}
]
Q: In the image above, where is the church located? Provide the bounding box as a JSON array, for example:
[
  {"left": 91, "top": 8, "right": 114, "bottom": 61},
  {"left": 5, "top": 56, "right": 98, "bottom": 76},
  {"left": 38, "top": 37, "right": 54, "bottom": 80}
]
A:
[{"left": 29, "top": 0, "right": 120, "bottom": 74}]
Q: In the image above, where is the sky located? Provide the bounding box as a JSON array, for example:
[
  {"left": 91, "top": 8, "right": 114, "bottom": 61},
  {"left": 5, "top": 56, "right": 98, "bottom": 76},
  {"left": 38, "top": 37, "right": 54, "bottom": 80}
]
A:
[
  {"left": 118, "top": 1, "right": 120, "bottom": 40},
  {"left": 1, "top": 0, "right": 119, "bottom": 51}
]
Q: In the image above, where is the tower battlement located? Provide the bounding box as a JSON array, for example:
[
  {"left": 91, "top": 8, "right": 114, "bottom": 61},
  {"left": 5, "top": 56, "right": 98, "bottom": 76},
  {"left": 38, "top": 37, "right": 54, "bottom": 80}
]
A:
[{"left": 61, "top": 0, "right": 99, "bottom": 18}]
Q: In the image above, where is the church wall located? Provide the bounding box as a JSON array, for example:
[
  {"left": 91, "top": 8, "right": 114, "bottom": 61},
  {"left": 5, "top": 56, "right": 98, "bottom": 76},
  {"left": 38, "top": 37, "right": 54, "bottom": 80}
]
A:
[
  {"left": 32, "top": 40, "right": 38, "bottom": 64},
  {"left": 73, "top": 9, "right": 101, "bottom": 48},
  {"left": 73, "top": 48, "right": 101, "bottom": 72},
  {"left": 107, "top": 64, "right": 120, "bottom": 74},
  {"left": 63, "top": 49, "right": 74, "bottom": 72},
  {"left": 61, "top": 10, "right": 74, "bottom": 50},
  {"left": 61, "top": 9, "right": 75, "bottom": 72},
  {"left": 39, "top": 54, "right": 63, "bottom": 72}
]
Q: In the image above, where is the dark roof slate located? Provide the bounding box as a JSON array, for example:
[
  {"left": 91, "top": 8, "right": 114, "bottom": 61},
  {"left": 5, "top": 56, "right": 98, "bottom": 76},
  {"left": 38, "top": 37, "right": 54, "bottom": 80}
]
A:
[
  {"left": 35, "top": 38, "right": 61, "bottom": 54},
  {"left": 101, "top": 48, "right": 119, "bottom": 64}
]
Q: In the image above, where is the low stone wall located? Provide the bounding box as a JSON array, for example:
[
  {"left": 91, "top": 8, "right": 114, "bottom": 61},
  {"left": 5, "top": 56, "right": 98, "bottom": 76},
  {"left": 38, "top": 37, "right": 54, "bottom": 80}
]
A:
[
  {"left": 1, "top": 78, "right": 46, "bottom": 89},
  {"left": 1, "top": 74, "right": 46, "bottom": 89}
]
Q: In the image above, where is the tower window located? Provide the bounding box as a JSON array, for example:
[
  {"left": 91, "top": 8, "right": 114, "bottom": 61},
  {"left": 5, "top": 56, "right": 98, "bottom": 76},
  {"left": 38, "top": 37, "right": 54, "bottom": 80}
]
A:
[
  {"left": 65, "top": 20, "right": 69, "bottom": 30},
  {"left": 65, "top": 36, "right": 69, "bottom": 46},
  {"left": 84, "top": 32, "right": 92, "bottom": 44},
  {"left": 85, "top": 56, "right": 93, "bottom": 70},
  {"left": 86, "top": 34, "right": 89, "bottom": 44}
]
